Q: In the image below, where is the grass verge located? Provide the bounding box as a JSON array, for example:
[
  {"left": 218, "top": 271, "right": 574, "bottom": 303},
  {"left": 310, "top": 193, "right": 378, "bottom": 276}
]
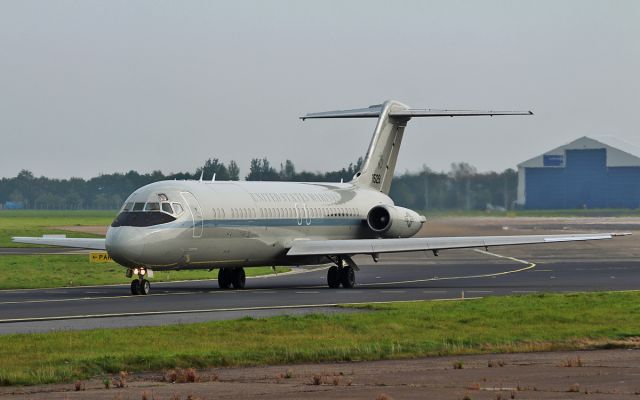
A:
[
  {"left": 0, "top": 255, "right": 289, "bottom": 289},
  {"left": 425, "top": 208, "right": 640, "bottom": 218},
  {"left": 0, "top": 291, "right": 638, "bottom": 385}
]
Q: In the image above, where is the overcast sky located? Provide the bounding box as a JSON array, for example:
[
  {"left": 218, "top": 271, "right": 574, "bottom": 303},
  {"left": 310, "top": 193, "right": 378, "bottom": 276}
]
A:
[{"left": 1, "top": 1, "right": 638, "bottom": 179}]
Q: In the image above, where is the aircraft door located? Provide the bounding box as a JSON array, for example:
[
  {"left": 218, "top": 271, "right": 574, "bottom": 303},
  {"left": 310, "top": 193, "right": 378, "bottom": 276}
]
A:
[{"left": 180, "top": 192, "right": 204, "bottom": 238}]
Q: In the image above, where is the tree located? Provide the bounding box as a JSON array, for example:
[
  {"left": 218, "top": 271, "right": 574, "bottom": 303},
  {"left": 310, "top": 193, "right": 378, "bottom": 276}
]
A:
[
  {"left": 246, "top": 157, "right": 280, "bottom": 181},
  {"left": 227, "top": 160, "right": 240, "bottom": 181},
  {"left": 279, "top": 160, "right": 296, "bottom": 181},
  {"left": 197, "top": 158, "right": 230, "bottom": 181}
]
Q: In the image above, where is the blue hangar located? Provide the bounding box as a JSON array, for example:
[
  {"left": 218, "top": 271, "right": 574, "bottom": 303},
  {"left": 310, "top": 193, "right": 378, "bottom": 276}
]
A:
[{"left": 516, "top": 137, "right": 640, "bottom": 209}]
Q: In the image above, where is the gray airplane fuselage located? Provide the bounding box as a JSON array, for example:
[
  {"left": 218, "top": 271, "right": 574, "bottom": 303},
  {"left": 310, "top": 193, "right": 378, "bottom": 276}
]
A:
[{"left": 105, "top": 180, "right": 424, "bottom": 271}]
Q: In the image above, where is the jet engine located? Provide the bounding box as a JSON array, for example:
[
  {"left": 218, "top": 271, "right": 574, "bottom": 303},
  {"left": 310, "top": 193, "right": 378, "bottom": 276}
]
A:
[{"left": 366, "top": 205, "right": 425, "bottom": 238}]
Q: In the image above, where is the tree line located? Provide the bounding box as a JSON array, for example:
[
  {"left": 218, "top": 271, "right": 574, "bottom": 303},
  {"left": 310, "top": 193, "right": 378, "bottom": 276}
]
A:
[{"left": 0, "top": 158, "right": 516, "bottom": 211}]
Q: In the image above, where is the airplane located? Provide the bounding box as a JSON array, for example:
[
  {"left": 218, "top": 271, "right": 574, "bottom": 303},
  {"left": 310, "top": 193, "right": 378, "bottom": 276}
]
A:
[{"left": 13, "top": 100, "right": 629, "bottom": 295}]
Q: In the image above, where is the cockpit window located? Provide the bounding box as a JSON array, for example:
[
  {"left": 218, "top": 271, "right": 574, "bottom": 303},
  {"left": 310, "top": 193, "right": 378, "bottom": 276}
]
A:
[
  {"left": 173, "top": 203, "right": 184, "bottom": 215},
  {"left": 111, "top": 212, "right": 176, "bottom": 227},
  {"left": 144, "top": 202, "right": 160, "bottom": 211},
  {"left": 161, "top": 202, "right": 173, "bottom": 214},
  {"left": 112, "top": 198, "right": 181, "bottom": 227}
]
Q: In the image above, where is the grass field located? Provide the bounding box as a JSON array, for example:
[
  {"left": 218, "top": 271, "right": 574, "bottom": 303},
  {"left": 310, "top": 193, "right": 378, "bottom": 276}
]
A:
[
  {"left": 0, "top": 210, "right": 114, "bottom": 247},
  {"left": 426, "top": 208, "right": 640, "bottom": 218},
  {"left": 0, "top": 291, "right": 638, "bottom": 386},
  {"left": 0, "top": 255, "right": 289, "bottom": 289}
]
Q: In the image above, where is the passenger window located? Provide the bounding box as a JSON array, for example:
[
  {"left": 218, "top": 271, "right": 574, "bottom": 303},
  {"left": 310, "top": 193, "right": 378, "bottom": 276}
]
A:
[{"left": 161, "top": 203, "right": 173, "bottom": 214}]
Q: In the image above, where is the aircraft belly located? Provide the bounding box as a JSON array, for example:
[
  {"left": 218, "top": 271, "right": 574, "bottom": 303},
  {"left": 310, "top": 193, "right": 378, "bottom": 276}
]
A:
[{"left": 143, "top": 218, "right": 366, "bottom": 270}]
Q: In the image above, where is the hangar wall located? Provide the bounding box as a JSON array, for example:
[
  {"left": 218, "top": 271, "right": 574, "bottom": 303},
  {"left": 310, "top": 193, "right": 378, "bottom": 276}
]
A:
[{"left": 517, "top": 137, "right": 640, "bottom": 209}]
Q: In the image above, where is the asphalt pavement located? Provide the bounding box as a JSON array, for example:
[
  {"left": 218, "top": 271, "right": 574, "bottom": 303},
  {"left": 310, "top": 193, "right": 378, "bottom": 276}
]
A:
[{"left": 1, "top": 244, "right": 638, "bottom": 334}]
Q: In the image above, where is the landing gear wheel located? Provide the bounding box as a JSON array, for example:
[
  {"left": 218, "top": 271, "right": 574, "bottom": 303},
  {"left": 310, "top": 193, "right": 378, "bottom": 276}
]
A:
[
  {"left": 139, "top": 279, "right": 151, "bottom": 295},
  {"left": 218, "top": 268, "right": 232, "bottom": 289},
  {"left": 231, "top": 268, "right": 246, "bottom": 289},
  {"left": 130, "top": 279, "right": 141, "bottom": 295},
  {"left": 340, "top": 265, "right": 356, "bottom": 288},
  {"left": 327, "top": 266, "right": 341, "bottom": 288}
]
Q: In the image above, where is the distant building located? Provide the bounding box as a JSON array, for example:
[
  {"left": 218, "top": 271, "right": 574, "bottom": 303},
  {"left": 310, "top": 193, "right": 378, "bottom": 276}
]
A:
[
  {"left": 516, "top": 137, "right": 640, "bottom": 209},
  {"left": 4, "top": 201, "right": 24, "bottom": 210}
]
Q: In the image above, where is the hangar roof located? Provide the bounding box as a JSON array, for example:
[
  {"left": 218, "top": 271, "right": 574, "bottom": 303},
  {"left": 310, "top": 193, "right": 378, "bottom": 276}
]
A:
[{"left": 518, "top": 136, "right": 640, "bottom": 168}]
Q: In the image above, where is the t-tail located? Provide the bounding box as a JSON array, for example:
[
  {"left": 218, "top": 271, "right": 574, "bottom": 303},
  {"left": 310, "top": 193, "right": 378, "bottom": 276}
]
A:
[{"left": 301, "top": 100, "right": 533, "bottom": 194}]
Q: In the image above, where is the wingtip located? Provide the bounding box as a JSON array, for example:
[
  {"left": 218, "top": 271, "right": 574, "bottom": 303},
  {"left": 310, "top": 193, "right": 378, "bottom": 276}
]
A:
[{"left": 529, "top": 111, "right": 534, "bottom": 115}]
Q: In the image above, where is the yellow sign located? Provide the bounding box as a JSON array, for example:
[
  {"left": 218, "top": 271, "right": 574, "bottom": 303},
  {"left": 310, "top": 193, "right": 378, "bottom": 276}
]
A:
[{"left": 90, "top": 252, "right": 113, "bottom": 263}]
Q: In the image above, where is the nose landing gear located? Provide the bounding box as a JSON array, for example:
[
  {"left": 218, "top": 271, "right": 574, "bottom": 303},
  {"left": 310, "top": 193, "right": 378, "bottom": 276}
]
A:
[{"left": 128, "top": 267, "right": 152, "bottom": 295}]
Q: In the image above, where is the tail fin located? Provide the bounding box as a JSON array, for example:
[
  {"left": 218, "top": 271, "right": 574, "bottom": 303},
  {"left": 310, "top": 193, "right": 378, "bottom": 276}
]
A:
[{"left": 301, "top": 100, "right": 532, "bottom": 194}]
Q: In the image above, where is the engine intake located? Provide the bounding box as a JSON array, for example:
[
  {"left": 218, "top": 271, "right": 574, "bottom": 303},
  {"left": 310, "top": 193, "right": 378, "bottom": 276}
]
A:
[{"left": 366, "top": 205, "right": 425, "bottom": 238}]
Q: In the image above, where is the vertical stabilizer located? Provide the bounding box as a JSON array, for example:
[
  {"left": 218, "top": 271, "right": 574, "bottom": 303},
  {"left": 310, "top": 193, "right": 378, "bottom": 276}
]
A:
[{"left": 352, "top": 100, "right": 410, "bottom": 193}]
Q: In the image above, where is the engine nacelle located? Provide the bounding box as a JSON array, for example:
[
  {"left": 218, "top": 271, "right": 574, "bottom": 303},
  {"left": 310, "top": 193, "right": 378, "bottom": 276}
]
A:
[{"left": 366, "top": 205, "right": 426, "bottom": 238}]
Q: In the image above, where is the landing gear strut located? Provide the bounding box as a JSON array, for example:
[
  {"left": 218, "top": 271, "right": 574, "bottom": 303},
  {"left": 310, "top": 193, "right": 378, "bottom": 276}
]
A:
[
  {"left": 129, "top": 267, "right": 151, "bottom": 295},
  {"left": 218, "top": 267, "right": 246, "bottom": 290},
  {"left": 327, "top": 257, "right": 357, "bottom": 288}
]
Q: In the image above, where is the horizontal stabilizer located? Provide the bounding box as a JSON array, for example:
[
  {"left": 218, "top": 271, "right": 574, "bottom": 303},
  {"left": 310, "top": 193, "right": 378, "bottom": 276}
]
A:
[
  {"left": 301, "top": 103, "right": 532, "bottom": 120},
  {"left": 300, "top": 104, "right": 383, "bottom": 120},
  {"left": 390, "top": 109, "right": 533, "bottom": 118},
  {"left": 287, "top": 233, "right": 630, "bottom": 256},
  {"left": 12, "top": 236, "right": 106, "bottom": 250}
]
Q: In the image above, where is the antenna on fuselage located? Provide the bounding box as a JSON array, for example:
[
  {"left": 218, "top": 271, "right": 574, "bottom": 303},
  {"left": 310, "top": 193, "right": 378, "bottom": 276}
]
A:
[
  {"left": 212, "top": 173, "right": 216, "bottom": 182},
  {"left": 199, "top": 171, "right": 204, "bottom": 181}
]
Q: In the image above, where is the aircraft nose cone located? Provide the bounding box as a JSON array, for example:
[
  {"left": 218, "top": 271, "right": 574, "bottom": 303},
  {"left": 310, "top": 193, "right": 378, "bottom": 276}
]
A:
[{"left": 106, "top": 227, "right": 146, "bottom": 267}]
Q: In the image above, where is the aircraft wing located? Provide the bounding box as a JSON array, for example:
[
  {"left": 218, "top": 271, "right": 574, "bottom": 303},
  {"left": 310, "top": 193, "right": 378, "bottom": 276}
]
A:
[
  {"left": 12, "top": 236, "right": 106, "bottom": 250},
  {"left": 286, "top": 233, "right": 629, "bottom": 256}
]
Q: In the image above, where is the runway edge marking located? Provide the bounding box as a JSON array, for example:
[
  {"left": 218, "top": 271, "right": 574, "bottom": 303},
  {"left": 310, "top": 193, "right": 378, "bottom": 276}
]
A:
[{"left": 0, "top": 297, "right": 482, "bottom": 324}]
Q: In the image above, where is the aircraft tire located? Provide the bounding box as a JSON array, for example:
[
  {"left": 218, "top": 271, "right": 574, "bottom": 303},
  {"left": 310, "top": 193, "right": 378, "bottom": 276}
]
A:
[
  {"left": 218, "top": 268, "right": 232, "bottom": 289},
  {"left": 231, "top": 268, "right": 246, "bottom": 290},
  {"left": 130, "top": 280, "right": 141, "bottom": 295},
  {"left": 140, "top": 279, "right": 151, "bottom": 295},
  {"left": 327, "top": 266, "right": 341, "bottom": 288},
  {"left": 340, "top": 266, "right": 356, "bottom": 288}
]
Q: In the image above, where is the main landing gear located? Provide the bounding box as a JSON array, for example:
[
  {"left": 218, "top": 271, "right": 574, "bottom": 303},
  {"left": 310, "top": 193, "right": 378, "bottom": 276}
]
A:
[
  {"left": 217, "top": 267, "right": 246, "bottom": 290},
  {"left": 128, "top": 267, "right": 152, "bottom": 295},
  {"left": 327, "top": 256, "right": 357, "bottom": 289}
]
